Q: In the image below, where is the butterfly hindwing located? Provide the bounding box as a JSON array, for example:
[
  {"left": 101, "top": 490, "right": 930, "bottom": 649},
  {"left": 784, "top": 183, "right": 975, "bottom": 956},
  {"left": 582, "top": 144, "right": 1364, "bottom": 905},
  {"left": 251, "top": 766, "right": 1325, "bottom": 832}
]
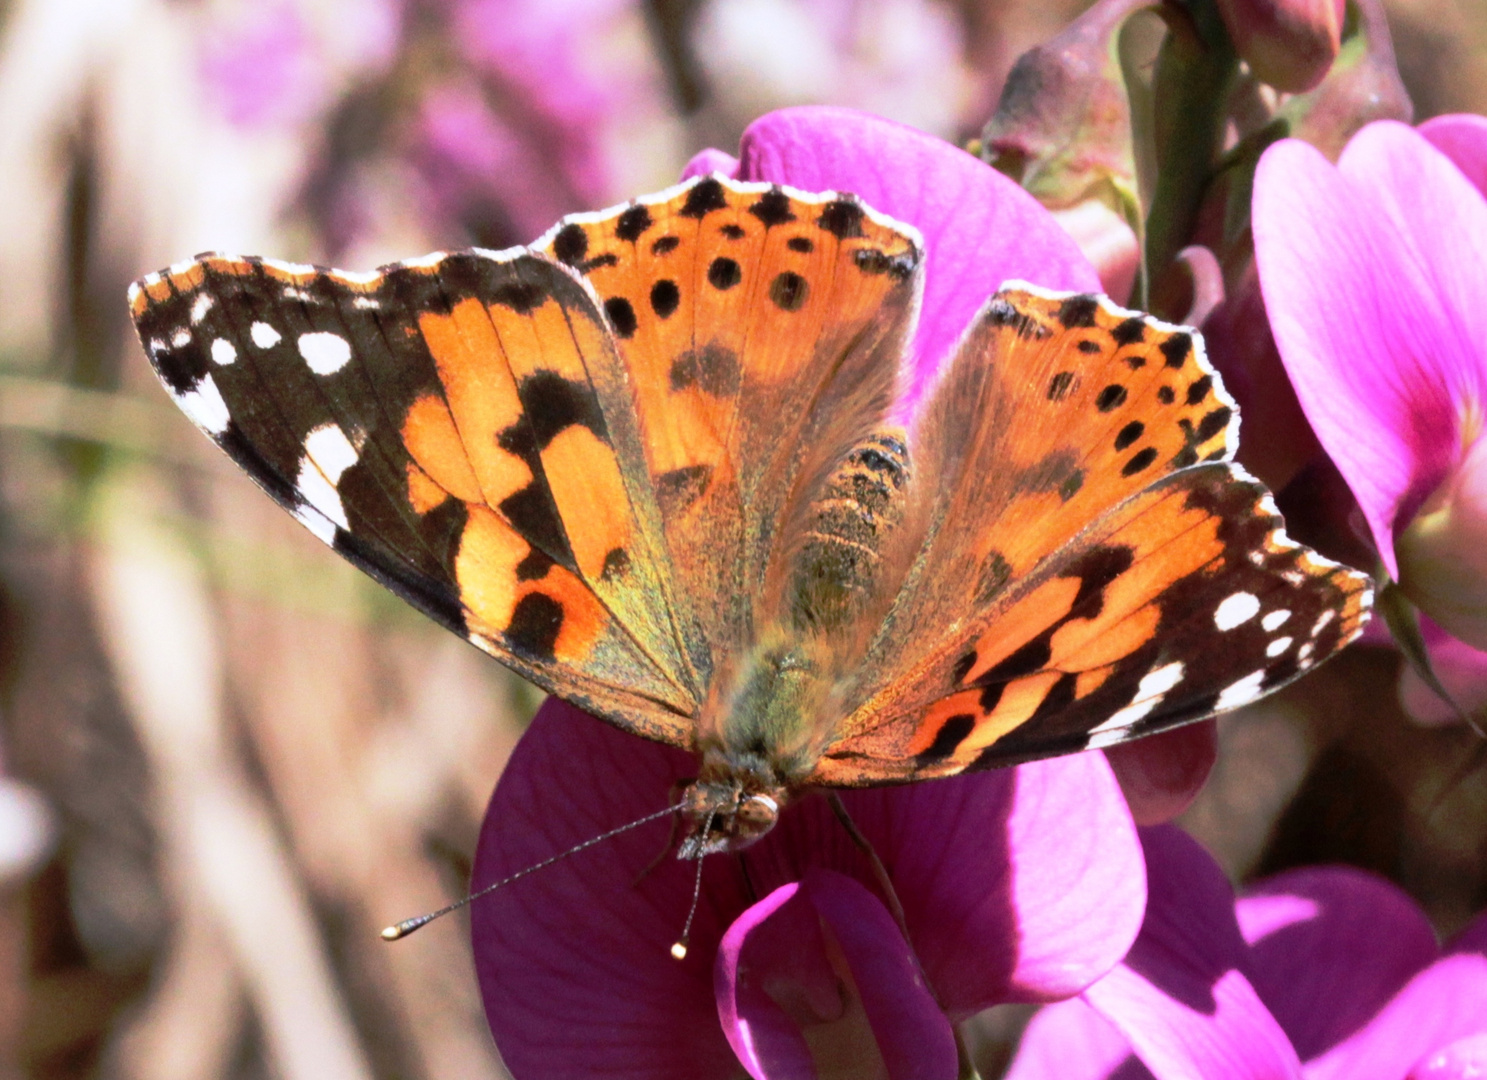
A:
[
  {"left": 813, "top": 462, "right": 1371, "bottom": 783},
  {"left": 810, "top": 288, "right": 1371, "bottom": 784},
  {"left": 130, "top": 252, "right": 699, "bottom": 743}
]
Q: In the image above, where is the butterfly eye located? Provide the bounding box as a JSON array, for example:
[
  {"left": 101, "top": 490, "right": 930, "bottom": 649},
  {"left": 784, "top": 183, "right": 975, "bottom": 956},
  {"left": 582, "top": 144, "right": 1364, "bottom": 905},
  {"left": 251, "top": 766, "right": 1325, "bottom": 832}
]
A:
[{"left": 737, "top": 793, "right": 779, "bottom": 830}]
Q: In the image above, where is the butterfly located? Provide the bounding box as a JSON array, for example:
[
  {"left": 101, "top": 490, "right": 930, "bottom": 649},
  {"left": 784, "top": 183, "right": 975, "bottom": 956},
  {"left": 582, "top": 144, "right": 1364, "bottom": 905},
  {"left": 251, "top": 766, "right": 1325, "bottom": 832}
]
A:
[{"left": 129, "top": 174, "right": 1371, "bottom": 858}]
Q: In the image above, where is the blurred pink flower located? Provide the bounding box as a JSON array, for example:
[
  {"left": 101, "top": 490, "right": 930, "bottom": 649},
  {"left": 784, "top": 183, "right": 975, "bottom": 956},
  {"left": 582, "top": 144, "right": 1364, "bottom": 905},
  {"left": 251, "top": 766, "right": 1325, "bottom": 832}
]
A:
[
  {"left": 1007, "top": 825, "right": 1487, "bottom": 1080},
  {"left": 198, "top": 2, "right": 329, "bottom": 128},
  {"left": 1254, "top": 117, "right": 1487, "bottom": 699}
]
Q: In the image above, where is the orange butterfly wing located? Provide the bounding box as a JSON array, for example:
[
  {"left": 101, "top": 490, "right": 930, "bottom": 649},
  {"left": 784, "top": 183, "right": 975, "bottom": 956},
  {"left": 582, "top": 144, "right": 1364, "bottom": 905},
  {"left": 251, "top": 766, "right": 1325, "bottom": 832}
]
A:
[{"left": 809, "top": 288, "right": 1372, "bottom": 784}]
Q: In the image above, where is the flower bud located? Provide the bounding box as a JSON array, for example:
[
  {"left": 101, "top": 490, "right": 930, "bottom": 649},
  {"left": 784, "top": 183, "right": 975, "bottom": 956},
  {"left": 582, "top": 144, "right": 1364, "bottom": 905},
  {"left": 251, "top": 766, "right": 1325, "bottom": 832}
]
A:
[
  {"left": 1216, "top": 0, "right": 1345, "bottom": 92},
  {"left": 981, "top": 0, "right": 1146, "bottom": 289},
  {"left": 1395, "top": 433, "right": 1487, "bottom": 651}
]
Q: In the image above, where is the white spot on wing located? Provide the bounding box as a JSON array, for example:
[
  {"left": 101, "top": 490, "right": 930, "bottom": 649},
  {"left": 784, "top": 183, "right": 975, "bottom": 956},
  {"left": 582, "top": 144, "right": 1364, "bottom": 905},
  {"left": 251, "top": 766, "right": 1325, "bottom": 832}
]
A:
[
  {"left": 352, "top": 296, "right": 379, "bottom": 309},
  {"left": 190, "top": 293, "right": 215, "bottom": 323},
  {"left": 1214, "top": 591, "right": 1261, "bottom": 631},
  {"left": 298, "top": 331, "right": 352, "bottom": 375},
  {"left": 1215, "top": 671, "right": 1267, "bottom": 711},
  {"left": 211, "top": 338, "right": 237, "bottom": 366},
  {"left": 171, "top": 328, "right": 192, "bottom": 348},
  {"left": 1297, "top": 642, "right": 1314, "bottom": 662},
  {"left": 1266, "top": 636, "right": 1294, "bottom": 658},
  {"left": 303, "top": 423, "right": 359, "bottom": 483},
  {"left": 1311, "top": 609, "right": 1335, "bottom": 637},
  {"left": 1087, "top": 661, "right": 1186, "bottom": 736},
  {"left": 293, "top": 504, "right": 340, "bottom": 545},
  {"left": 173, "top": 375, "right": 230, "bottom": 435},
  {"left": 1261, "top": 610, "right": 1291, "bottom": 632},
  {"left": 295, "top": 457, "right": 349, "bottom": 530},
  {"left": 251, "top": 322, "right": 281, "bottom": 348}
]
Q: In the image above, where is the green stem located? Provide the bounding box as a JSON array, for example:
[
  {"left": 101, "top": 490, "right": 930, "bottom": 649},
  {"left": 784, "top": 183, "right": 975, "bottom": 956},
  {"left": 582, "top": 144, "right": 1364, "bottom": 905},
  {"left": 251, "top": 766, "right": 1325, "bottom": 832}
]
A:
[{"left": 1143, "top": 2, "right": 1238, "bottom": 301}]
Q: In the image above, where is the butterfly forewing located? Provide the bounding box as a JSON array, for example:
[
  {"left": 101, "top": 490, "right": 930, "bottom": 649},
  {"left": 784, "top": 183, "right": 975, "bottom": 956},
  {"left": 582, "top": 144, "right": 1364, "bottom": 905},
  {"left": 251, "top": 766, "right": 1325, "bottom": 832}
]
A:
[{"left": 130, "top": 252, "right": 699, "bottom": 743}]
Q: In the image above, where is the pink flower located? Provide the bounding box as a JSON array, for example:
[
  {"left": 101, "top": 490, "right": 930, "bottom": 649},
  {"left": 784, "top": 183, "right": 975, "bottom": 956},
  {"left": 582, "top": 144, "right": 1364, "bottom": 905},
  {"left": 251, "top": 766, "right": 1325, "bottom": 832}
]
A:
[
  {"left": 1253, "top": 117, "right": 1487, "bottom": 703},
  {"left": 473, "top": 701, "right": 1146, "bottom": 1080},
  {"left": 469, "top": 108, "right": 1213, "bottom": 1080},
  {"left": 1007, "top": 825, "right": 1487, "bottom": 1079}
]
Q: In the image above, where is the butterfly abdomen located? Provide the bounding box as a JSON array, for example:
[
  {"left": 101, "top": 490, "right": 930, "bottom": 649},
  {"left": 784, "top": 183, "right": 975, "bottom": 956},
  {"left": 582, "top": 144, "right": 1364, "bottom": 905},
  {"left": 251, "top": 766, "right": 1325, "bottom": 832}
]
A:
[{"left": 787, "top": 432, "right": 911, "bottom": 633}]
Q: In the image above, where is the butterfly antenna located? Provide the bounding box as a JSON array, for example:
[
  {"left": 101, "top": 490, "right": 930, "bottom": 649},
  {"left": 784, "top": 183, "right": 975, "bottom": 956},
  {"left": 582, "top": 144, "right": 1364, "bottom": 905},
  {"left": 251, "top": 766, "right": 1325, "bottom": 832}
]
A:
[
  {"left": 381, "top": 803, "right": 680, "bottom": 942},
  {"left": 669, "top": 811, "right": 715, "bottom": 961}
]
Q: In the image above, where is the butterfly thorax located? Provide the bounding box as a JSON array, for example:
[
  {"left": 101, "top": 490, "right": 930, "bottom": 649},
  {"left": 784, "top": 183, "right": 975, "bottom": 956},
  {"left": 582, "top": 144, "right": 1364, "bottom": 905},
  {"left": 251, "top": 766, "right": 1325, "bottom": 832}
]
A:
[{"left": 680, "top": 432, "right": 918, "bottom": 857}]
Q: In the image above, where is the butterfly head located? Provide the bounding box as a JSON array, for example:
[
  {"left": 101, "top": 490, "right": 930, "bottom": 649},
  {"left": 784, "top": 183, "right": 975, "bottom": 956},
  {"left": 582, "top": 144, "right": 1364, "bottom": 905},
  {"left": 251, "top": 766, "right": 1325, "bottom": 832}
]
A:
[{"left": 677, "top": 761, "right": 787, "bottom": 859}]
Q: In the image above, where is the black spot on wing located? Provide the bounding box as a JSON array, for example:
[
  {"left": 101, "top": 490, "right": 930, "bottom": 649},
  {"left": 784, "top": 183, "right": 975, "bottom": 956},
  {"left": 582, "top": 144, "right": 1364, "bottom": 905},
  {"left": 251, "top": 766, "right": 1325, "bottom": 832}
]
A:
[
  {"left": 652, "top": 235, "right": 680, "bottom": 256},
  {"left": 1115, "top": 421, "right": 1144, "bottom": 451},
  {"left": 551, "top": 223, "right": 589, "bottom": 267},
  {"left": 1056, "top": 295, "right": 1099, "bottom": 328},
  {"left": 1112, "top": 317, "right": 1147, "bottom": 346},
  {"left": 651, "top": 279, "right": 680, "bottom": 318},
  {"left": 1122, "top": 446, "right": 1160, "bottom": 476},
  {"left": 1186, "top": 374, "right": 1213, "bottom": 405},
  {"left": 769, "top": 271, "right": 808, "bottom": 311},
  {"left": 615, "top": 205, "right": 653, "bottom": 242},
  {"left": 708, "top": 258, "right": 742, "bottom": 290},
  {"left": 516, "top": 369, "right": 609, "bottom": 447},
  {"left": 817, "top": 198, "right": 865, "bottom": 239},
  {"left": 749, "top": 188, "right": 796, "bottom": 227},
  {"left": 1160, "top": 332, "right": 1192, "bottom": 368},
  {"left": 985, "top": 298, "right": 1051, "bottom": 340},
  {"left": 719, "top": 223, "right": 746, "bottom": 240},
  {"left": 915, "top": 713, "right": 976, "bottom": 765},
  {"left": 491, "top": 281, "right": 549, "bottom": 314},
  {"left": 604, "top": 296, "right": 638, "bottom": 338},
  {"left": 1096, "top": 384, "right": 1128, "bottom": 412},
  {"left": 505, "top": 592, "right": 564, "bottom": 660},
  {"left": 787, "top": 236, "right": 814, "bottom": 254},
  {"left": 681, "top": 177, "right": 728, "bottom": 218},
  {"left": 1197, "top": 407, "right": 1232, "bottom": 442},
  {"left": 498, "top": 484, "right": 573, "bottom": 568},
  {"left": 516, "top": 547, "right": 556, "bottom": 581}
]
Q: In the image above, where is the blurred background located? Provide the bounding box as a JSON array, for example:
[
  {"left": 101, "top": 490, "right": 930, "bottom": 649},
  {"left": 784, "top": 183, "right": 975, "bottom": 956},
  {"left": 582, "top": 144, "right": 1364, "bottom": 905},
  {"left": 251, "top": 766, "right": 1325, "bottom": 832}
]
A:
[{"left": 0, "top": 0, "right": 1485, "bottom": 1077}]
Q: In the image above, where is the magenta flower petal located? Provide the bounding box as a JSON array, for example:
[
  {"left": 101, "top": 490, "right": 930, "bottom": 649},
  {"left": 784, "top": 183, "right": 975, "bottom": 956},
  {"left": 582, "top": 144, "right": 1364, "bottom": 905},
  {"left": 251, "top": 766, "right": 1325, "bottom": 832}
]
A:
[
  {"left": 1410, "top": 1034, "right": 1487, "bottom": 1079},
  {"left": 471, "top": 700, "right": 744, "bottom": 1080},
  {"left": 1081, "top": 827, "right": 1304, "bottom": 1080},
  {"left": 1236, "top": 868, "right": 1438, "bottom": 1061},
  {"left": 715, "top": 869, "right": 958, "bottom": 1080},
  {"left": 1420, "top": 113, "right": 1487, "bottom": 200},
  {"left": 1003, "top": 997, "right": 1146, "bottom": 1080},
  {"left": 683, "top": 148, "right": 741, "bottom": 179},
  {"left": 475, "top": 701, "right": 1145, "bottom": 1078},
  {"left": 1306, "top": 953, "right": 1487, "bottom": 1080},
  {"left": 682, "top": 106, "right": 1100, "bottom": 406},
  {"left": 832, "top": 751, "right": 1144, "bottom": 1011},
  {"left": 1254, "top": 125, "right": 1487, "bottom": 575}
]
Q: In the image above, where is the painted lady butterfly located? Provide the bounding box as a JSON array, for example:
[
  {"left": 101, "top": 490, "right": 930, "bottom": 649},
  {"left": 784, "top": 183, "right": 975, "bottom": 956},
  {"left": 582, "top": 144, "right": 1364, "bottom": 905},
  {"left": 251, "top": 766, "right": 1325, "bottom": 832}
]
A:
[{"left": 129, "top": 175, "right": 1371, "bottom": 857}]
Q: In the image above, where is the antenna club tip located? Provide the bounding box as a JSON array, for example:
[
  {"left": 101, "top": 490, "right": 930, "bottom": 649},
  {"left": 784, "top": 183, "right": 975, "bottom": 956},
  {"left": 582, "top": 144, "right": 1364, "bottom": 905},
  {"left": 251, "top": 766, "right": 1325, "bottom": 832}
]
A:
[
  {"left": 670, "top": 942, "right": 689, "bottom": 961},
  {"left": 381, "top": 925, "right": 404, "bottom": 941}
]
